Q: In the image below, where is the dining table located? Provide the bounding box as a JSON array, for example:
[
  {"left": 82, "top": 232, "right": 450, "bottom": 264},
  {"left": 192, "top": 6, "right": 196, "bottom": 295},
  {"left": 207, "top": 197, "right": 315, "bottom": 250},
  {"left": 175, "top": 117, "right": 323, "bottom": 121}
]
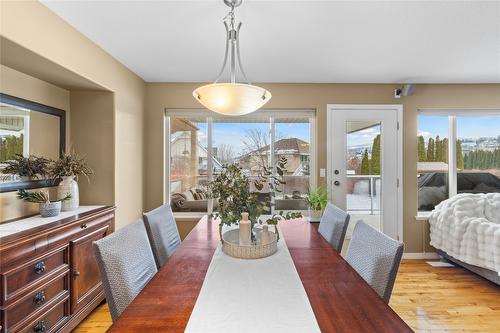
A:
[{"left": 107, "top": 216, "right": 413, "bottom": 332}]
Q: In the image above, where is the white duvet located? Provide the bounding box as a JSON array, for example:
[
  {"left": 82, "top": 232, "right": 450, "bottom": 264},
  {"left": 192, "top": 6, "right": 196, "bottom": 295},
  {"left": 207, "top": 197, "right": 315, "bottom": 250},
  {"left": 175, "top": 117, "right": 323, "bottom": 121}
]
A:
[{"left": 429, "top": 193, "right": 500, "bottom": 275}]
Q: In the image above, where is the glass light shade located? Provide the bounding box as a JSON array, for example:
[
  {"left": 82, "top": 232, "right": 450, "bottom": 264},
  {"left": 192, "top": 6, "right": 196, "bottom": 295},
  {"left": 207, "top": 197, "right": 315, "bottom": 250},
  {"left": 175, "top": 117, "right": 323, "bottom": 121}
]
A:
[{"left": 193, "top": 83, "right": 272, "bottom": 116}]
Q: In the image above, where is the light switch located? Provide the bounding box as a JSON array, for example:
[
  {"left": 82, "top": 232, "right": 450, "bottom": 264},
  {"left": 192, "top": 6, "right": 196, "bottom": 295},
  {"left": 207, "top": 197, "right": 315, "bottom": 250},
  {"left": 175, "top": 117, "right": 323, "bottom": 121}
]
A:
[{"left": 319, "top": 168, "right": 326, "bottom": 177}]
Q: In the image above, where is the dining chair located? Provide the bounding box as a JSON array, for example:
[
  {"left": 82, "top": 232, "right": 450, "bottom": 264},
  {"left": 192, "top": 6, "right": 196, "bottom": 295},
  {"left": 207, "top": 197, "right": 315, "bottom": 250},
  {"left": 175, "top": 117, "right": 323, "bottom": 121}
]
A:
[
  {"left": 345, "top": 220, "right": 404, "bottom": 304},
  {"left": 93, "top": 219, "right": 158, "bottom": 322},
  {"left": 143, "top": 203, "right": 181, "bottom": 268},
  {"left": 318, "top": 203, "right": 350, "bottom": 252}
]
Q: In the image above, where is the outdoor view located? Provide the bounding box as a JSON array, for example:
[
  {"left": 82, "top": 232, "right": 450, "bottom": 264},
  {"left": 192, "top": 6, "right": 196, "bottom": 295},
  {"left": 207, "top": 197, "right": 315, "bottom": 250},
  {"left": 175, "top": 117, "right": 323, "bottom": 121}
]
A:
[
  {"left": 169, "top": 115, "right": 311, "bottom": 213},
  {"left": 346, "top": 121, "right": 381, "bottom": 230},
  {"left": 417, "top": 115, "right": 500, "bottom": 211}
]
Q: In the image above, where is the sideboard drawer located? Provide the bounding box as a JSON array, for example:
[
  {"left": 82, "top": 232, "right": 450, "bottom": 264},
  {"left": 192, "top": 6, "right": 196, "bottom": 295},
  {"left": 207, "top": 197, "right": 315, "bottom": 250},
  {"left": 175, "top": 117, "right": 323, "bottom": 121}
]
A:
[
  {"left": 16, "top": 298, "right": 69, "bottom": 333},
  {"left": 6, "top": 271, "right": 69, "bottom": 331},
  {"left": 2, "top": 246, "right": 68, "bottom": 303}
]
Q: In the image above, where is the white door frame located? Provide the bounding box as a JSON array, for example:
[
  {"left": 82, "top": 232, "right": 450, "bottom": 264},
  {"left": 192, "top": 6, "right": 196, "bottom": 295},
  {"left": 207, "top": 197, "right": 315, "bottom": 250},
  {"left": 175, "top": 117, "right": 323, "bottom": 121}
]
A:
[{"left": 326, "top": 104, "right": 403, "bottom": 242}]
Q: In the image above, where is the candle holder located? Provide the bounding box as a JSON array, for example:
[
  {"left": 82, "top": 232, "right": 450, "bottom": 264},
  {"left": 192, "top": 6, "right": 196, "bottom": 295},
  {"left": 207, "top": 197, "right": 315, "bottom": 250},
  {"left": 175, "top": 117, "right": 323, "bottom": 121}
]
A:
[{"left": 221, "top": 227, "right": 278, "bottom": 259}]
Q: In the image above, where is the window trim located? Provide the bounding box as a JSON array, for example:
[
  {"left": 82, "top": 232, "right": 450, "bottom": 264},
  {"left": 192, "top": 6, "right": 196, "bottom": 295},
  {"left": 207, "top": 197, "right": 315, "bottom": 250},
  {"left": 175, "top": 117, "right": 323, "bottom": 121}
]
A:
[
  {"left": 164, "top": 108, "right": 316, "bottom": 218},
  {"left": 417, "top": 108, "right": 500, "bottom": 212}
]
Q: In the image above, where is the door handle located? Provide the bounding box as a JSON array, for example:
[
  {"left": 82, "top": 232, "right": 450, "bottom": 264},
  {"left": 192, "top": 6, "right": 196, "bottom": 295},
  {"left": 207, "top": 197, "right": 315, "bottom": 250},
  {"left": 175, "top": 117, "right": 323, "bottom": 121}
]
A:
[
  {"left": 334, "top": 181, "right": 340, "bottom": 186},
  {"left": 334, "top": 169, "right": 339, "bottom": 175}
]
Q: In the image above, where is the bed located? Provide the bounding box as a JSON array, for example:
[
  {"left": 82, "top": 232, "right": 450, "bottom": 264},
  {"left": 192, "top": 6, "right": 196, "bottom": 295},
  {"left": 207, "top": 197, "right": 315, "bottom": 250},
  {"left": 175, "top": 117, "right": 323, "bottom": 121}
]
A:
[{"left": 429, "top": 193, "right": 500, "bottom": 285}]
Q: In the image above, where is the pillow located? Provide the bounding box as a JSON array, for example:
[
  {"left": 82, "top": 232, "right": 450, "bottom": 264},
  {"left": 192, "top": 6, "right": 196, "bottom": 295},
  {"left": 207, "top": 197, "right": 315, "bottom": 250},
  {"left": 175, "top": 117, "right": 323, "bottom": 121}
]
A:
[
  {"left": 183, "top": 190, "right": 195, "bottom": 201},
  {"left": 171, "top": 193, "right": 187, "bottom": 208}
]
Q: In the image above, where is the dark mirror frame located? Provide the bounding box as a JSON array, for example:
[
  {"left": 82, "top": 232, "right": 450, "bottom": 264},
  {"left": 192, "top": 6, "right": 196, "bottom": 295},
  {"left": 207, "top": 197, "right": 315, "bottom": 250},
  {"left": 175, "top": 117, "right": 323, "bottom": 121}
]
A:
[{"left": 0, "top": 93, "right": 66, "bottom": 193}]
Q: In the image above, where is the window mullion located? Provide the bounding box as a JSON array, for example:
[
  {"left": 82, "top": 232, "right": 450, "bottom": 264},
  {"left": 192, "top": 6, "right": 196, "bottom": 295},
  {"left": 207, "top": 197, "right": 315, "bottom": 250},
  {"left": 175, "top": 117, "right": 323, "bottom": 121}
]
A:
[
  {"left": 270, "top": 117, "right": 275, "bottom": 214},
  {"left": 164, "top": 115, "right": 171, "bottom": 205},
  {"left": 448, "top": 116, "right": 457, "bottom": 197},
  {"left": 207, "top": 117, "right": 213, "bottom": 215}
]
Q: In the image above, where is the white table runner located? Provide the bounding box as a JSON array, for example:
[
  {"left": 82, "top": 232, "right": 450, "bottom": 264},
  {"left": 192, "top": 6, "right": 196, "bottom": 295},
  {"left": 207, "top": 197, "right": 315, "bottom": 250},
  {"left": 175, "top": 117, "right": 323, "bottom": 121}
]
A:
[{"left": 185, "top": 227, "right": 321, "bottom": 333}]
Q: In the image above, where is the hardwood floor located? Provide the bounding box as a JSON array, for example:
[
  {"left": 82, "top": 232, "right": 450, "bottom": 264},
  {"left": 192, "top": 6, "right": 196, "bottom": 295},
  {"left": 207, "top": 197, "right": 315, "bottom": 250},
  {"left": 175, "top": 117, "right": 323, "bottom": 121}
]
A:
[
  {"left": 73, "top": 260, "right": 500, "bottom": 333},
  {"left": 391, "top": 260, "right": 500, "bottom": 333}
]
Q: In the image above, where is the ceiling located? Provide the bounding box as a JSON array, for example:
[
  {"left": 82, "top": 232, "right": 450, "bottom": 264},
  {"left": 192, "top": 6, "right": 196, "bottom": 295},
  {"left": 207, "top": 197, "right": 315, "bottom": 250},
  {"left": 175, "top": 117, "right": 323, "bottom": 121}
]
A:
[{"left": 41, "top": 0, "right": 500, "bottom": 84}]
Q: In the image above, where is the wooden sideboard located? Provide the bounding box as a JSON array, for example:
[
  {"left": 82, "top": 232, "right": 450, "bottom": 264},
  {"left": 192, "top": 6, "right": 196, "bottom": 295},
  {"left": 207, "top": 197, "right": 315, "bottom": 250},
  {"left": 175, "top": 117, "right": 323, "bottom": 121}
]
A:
[{"left": 0, "top": 206, "right": 115, "bottom": 333}]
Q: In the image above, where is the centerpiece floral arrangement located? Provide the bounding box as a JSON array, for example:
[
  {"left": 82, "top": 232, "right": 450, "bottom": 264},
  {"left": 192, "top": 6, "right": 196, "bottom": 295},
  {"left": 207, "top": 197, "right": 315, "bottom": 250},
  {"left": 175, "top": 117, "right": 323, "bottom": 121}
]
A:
[{"left": 208, "top": 156, "right": 302, "bottom": 242}]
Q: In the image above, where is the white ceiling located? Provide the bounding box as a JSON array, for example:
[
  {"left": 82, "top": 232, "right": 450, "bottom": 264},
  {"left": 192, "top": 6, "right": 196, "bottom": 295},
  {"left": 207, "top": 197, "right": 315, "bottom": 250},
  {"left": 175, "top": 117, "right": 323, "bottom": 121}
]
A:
[{"left": 41, "top": 0, "right": 500, "bottom": 84}]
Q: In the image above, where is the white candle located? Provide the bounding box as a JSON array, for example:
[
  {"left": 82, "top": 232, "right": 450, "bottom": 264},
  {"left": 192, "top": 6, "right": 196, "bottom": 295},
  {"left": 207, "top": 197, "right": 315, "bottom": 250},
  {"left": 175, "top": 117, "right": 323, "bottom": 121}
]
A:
[
  {"left": 261, "top": 225, "right": 270, "bottom": 245},
  {"left": 239, "top": 212, "right": 251, "bottom": 246}
]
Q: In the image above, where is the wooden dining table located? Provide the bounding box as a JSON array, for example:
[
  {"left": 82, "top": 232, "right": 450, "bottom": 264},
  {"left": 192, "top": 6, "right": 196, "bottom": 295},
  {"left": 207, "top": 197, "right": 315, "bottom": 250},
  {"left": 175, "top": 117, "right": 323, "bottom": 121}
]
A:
[{"left": 108, "top": 216, "right": 413, "bottom": 332}]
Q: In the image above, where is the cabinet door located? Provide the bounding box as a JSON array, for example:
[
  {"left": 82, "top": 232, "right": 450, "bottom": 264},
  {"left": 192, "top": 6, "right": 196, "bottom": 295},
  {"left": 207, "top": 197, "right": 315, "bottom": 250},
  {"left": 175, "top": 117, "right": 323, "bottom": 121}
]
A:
[{"left": 70, "top": 225, "right": 109, "bottom": 314}]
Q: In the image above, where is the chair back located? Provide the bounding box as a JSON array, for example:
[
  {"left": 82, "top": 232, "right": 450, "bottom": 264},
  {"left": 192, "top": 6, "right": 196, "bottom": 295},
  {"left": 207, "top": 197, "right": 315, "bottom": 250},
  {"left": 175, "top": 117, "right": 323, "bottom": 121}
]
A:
[
  {"left": 318, "top": 203, "right": 350, "bottom": 252},
  {"left": 143, "top": 204, "right": 181, "bottom": 268},
  {"left": 345, "top": 220, "right": 404, "bottom": 303},
  {"left": 93, "top": 219, "right": 157, "bottom": 321}
]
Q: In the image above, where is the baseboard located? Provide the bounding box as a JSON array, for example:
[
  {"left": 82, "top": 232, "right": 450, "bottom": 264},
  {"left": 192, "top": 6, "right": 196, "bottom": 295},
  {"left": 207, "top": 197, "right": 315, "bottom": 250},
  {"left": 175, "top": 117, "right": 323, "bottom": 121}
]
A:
[{"left": 403, "top": 252, "right": 440, "bottom": 259}]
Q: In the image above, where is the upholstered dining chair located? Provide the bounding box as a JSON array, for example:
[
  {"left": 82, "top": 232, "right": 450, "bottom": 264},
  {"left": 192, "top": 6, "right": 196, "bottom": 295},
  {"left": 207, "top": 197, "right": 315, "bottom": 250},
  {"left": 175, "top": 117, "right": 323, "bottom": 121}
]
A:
[
  {"left": 93, "top": 219, "right": 157, "bottom": 322},
  {"left": 318, "top": 203, "right": 350, "bottom": 252},
  {"left": 143, "top": 204, "right": 181, "bottom": 268},
  {"left": 345, "top": 220, "right": 404, "bottom": 304}
]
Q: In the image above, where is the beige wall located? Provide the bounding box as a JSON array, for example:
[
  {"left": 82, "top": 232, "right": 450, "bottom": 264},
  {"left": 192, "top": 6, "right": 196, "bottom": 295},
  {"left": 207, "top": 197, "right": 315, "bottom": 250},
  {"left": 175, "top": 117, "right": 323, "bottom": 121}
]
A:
[
  {"left": 70, "top": 91, "right": 115, "bottom": 207},
  {"left": 145, "top": 83, "right": 500, "bottom": 252},
  {"left": 0, "top": 65, "right": 70, "bottom": 221},
  {"left": 1, "top": 1, "right": 145, "bottom": 228}
]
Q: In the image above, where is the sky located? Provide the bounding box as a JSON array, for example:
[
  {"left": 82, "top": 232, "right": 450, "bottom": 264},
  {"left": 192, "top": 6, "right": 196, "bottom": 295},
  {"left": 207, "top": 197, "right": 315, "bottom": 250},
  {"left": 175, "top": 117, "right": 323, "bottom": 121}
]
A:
[
  {"left": 347, "top": 125, "right": 381, "bottom": 148},
  {"left": 418, "top": 115, "right": 500, "bottom": 140},
  {"left": 192, "top": 121, "right": 310, "bottom": 155}
]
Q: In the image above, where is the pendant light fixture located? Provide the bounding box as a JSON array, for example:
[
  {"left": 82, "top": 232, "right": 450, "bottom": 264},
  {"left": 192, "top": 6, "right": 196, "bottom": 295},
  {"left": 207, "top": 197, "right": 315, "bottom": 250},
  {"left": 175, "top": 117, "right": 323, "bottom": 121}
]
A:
[{"left": 193, "top": 0, "right": 271, "bottom": 116}]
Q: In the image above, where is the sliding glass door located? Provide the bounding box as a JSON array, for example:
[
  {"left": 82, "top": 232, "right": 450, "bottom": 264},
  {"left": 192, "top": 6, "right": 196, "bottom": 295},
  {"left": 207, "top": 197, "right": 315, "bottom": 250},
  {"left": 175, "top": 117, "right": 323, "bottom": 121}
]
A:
[{"left": 165, "top": 109, "right": 315, "bottom": 216}]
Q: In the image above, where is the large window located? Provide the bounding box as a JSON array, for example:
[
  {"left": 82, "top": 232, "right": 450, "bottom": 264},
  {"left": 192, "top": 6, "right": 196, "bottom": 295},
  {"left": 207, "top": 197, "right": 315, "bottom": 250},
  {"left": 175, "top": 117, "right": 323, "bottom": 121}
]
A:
[
  {"left": 165, "top": 110, "right": 315, "bottom": 214},
  {"left": 417, "top": 111, "right": 500, "bottom": 211}
]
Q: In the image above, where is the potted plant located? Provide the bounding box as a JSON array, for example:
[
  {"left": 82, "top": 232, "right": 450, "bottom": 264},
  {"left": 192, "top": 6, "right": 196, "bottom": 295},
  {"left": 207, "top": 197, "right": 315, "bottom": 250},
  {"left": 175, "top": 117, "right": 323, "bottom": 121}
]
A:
[
  {"left": 306, "top": 186, "right": 328, "bottom": 222},
  {"left": 17, "top": 189, "right": 71, "bottom": 217},
  {"left": 50, "top": 152, "right": 93, "bottom": 211},
  {"left": 208, "top": 157, "right": 301, "bottom": 242},
  {"left": 1, "top": 154, "right": 51, "bottom": 180}
]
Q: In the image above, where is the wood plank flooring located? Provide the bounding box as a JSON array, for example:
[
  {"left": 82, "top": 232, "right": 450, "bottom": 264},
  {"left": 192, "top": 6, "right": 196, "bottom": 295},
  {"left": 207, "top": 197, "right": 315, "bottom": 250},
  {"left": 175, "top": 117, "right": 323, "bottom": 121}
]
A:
[{"left": 73, "top": 260, "right": 500, "bottom": 333}]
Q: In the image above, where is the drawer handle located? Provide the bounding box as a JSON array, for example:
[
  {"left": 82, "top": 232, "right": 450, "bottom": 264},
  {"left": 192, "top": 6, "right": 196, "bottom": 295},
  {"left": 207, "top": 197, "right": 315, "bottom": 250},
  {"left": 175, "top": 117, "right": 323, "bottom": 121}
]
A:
[
  {"left": 33, "top": 320, "right": 46, "bottom": 332},
  {"left": 33, "top": 291, "right": 46, "bottom": 305},
  {"left": 80, "top": 224, "right": 88, "bottom": 229},
  {"left": 34, "top": 261, "right": 46, "bottom": 275}
]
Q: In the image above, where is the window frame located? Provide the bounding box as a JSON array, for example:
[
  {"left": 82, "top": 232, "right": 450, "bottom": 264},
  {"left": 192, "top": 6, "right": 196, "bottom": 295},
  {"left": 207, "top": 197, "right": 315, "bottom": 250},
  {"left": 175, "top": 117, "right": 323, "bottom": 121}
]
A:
[
  {"left": 164, "top": 108, "right": 316, "bottom": 219},
  {"left": 417, "top": 108, "right": 500, "bottom": 212}
]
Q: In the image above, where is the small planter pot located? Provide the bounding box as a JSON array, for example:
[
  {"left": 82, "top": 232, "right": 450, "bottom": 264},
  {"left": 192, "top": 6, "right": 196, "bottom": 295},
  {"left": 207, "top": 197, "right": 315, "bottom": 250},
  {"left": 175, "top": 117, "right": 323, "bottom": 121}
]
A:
[
  {"left": 308, "top": 209, "right": 322, "bottom": 222},
  {"left": 39, "top": 201, "right": 62, "bottom": 217},
  {"left": 58, "top": 176, "right": 79, "bottom": 211}
]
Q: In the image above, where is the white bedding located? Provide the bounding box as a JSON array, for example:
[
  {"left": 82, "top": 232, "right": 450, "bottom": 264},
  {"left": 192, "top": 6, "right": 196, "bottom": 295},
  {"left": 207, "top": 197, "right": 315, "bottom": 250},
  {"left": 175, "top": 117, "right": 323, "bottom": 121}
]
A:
[{"left": 429, "top": 193, "right": 500, "bottom": 275}]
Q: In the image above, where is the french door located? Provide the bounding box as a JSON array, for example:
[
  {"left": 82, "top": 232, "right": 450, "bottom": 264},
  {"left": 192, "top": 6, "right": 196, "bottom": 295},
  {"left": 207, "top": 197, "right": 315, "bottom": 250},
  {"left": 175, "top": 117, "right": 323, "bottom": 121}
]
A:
[{"left": 327, "top": 105, "right": 402, "bottom": 241}]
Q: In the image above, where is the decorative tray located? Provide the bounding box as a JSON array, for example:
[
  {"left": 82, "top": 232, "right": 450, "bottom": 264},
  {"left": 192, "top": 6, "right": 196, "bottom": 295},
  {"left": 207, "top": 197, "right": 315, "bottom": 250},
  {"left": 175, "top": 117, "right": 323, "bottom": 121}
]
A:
[{"left": 221, "top": 228, "right": 278, "bottom": 259}]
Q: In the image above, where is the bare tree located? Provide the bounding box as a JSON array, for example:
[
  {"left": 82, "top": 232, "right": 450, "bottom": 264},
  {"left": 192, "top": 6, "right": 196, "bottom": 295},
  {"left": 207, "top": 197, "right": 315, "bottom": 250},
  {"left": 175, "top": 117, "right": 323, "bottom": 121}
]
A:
[
  {"left": 217, "top": 144, "right": 235, "bottom": 164},
  {"left": 241, "top": 129, "right": 269, "bottom": 168}
]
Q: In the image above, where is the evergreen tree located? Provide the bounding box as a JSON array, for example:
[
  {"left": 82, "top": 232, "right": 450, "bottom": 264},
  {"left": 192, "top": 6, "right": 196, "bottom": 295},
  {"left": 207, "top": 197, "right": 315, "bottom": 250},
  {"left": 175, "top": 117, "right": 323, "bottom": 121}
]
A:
[
  {"left": 370, "top": 135, "right": 381, "bottom": 175},
  {"left": 426, "top": 138, "right": 435, "bottom": 162},
  {"left": 360, "top": 149, "right": 370, "bottom": 175},
  {"left": 435, "top": 136, "right": 442, "bottom": 162},
  {"left": 442, "top": 138, "right": 448, "bottom": 163},
  {"left": 417, "top": 136, "right": 426, "bottom": 162},
  {"left": 456, "top": 140, "right": 464, "bottom": 170}
]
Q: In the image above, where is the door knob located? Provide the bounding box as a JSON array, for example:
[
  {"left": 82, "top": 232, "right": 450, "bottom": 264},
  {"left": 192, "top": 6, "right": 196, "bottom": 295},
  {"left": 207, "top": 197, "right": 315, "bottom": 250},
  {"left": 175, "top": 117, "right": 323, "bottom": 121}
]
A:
[
  {"left": 334, "top": 170, "right": 339, "bottom": 175},
  {"left": 74, "top": 270, "right": 80, "bottom": 277},
  {"left": 334, "top": 181, "right": 340, "bottom": 186}
]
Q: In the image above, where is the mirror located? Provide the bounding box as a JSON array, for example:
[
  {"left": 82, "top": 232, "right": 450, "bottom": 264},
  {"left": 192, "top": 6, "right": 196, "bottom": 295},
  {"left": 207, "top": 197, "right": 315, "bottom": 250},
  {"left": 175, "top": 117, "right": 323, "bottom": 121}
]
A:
[{"left": 0, "top": 93, "right": 66, "bottom": 192}]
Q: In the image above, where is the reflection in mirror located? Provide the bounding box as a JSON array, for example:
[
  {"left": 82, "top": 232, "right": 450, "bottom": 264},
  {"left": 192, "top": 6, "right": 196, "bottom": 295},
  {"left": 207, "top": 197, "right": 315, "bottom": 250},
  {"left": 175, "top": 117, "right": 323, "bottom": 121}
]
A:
[{"left": 0, "top": 94, "right": 65, "bottom": 190}]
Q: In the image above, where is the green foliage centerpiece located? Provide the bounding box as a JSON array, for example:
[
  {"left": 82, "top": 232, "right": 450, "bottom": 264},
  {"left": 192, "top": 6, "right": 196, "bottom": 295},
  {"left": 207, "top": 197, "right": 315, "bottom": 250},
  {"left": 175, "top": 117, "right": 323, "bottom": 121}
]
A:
[{"left": 208, "top": 157, "right": 302, "bottom": 243}]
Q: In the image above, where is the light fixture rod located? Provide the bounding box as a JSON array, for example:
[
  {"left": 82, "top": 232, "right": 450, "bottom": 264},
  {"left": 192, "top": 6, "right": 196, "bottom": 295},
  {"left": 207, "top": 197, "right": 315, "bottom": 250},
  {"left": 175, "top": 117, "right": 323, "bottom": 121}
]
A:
[{"left": 214, "top": 2, "right": 250, "bottom": 85}]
